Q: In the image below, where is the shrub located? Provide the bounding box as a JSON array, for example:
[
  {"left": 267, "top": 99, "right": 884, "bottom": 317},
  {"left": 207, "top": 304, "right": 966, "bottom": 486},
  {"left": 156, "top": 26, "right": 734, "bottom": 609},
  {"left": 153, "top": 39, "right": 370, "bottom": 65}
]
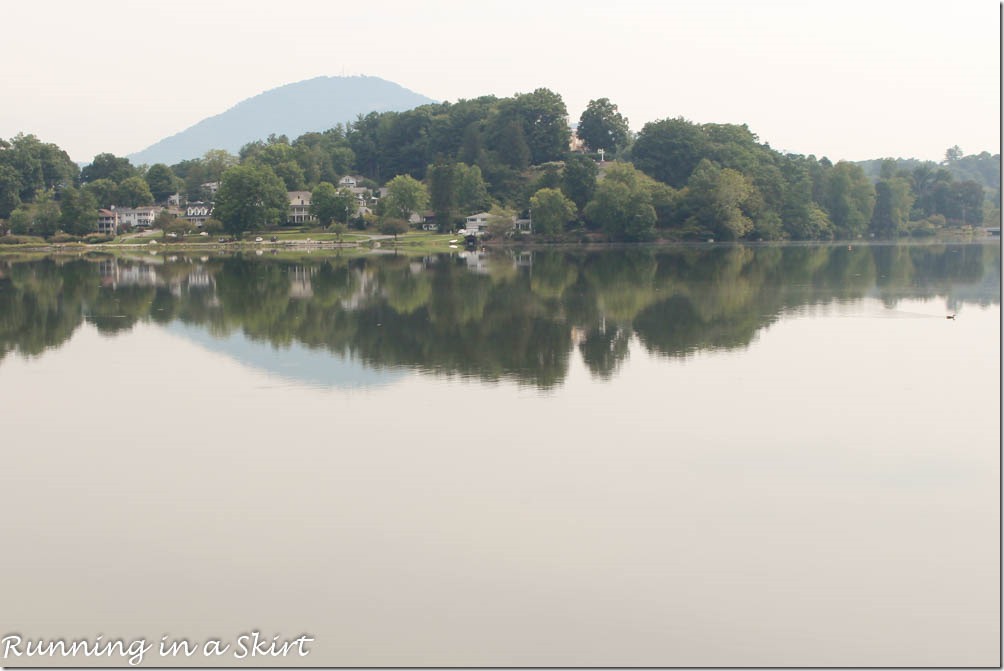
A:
[{"left": 51, "top": 233, "right": 82, "bottom": 243}]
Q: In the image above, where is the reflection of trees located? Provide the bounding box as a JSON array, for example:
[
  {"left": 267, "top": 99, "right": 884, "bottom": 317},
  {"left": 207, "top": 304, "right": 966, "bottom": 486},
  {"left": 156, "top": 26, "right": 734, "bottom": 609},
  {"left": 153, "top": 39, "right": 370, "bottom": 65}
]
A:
[
  {"left": 0, "top": 244, "right": 998, "bottom": 386},
  {"left": 86, "top": 285, "right": 157, "bottom": 334},
  {"left": 0, "top": 260, "right": 86, "bottom": 358}
]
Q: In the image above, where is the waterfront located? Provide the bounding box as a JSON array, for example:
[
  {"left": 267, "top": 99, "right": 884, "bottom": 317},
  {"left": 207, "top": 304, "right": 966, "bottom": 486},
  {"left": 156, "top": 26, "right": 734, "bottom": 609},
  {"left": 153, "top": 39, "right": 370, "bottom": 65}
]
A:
[{"left": 0, "top": 242, "right": 999, "bottom": 666}]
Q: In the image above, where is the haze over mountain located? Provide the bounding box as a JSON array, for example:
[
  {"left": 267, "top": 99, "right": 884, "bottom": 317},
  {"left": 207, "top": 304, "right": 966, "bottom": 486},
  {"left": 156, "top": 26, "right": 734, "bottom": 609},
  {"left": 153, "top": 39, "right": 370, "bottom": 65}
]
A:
[{"left": 128, "top": 76, "right": 435, "bottom": 166}]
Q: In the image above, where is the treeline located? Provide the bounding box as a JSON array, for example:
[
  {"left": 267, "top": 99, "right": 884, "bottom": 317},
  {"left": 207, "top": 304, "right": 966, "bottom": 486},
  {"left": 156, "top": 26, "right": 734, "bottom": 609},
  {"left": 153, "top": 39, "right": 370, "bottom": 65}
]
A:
[
  {"left": 0, "top": 88, "right": 999, "bottom": 241},
  {"left": 0, "top": 244, "right": 998, "bottom": 386}
]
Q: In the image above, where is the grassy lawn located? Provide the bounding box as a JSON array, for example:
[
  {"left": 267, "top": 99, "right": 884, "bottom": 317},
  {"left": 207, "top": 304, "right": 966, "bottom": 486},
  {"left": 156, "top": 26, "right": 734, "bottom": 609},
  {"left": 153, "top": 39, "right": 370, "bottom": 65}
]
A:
[
  {"left": 378, "top": 231, "right": 463, "bottom": 253},
  {"left": 261, "top": 229, "right": 368, "bottom": 242}
]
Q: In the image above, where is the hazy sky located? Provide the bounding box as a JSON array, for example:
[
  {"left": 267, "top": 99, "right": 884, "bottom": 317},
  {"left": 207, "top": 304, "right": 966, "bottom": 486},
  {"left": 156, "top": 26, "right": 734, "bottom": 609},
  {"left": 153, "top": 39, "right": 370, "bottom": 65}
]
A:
[{"left": 1, "top": 0, "right": 999, "bottom": 164}]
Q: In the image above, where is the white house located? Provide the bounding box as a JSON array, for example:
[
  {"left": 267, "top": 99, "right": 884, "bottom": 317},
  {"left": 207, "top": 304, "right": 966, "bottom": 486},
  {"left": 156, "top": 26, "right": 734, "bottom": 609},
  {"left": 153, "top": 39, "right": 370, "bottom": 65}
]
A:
[
  {"left": 463, "top": 212, "right": 491, "bottom": 235},
  {"left": 183, "top": 202, "right": 213, "bottom": 227},
  {"left": 287, "top": 191, "right": 316, "bottom": 225},
  {"left": 338, "top": 175, "right": 359, "bottom": 188},
  {"left": 116, "top": 206, "right": 162, "bottom": 229}
]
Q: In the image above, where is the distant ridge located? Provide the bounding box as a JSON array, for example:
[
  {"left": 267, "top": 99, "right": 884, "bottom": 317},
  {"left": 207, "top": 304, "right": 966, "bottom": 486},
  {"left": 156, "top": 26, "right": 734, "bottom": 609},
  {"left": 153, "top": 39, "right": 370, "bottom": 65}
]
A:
[{"left": 128, "top": 76, "right": 436, "bottom": 166}]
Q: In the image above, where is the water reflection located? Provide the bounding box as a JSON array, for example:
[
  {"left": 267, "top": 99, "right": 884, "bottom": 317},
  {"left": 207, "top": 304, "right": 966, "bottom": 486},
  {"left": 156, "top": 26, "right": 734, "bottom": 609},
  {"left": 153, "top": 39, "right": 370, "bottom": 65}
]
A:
[{"left": 0, "top": 243, "right": 998, "bottom": 387}]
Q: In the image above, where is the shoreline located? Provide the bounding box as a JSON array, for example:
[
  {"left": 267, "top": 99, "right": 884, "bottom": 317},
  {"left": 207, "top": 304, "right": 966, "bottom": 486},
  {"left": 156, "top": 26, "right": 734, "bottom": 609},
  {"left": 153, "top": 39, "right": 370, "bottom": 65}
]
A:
[{"left": 0, "top": 233, "right": 997, "bottom": 257}]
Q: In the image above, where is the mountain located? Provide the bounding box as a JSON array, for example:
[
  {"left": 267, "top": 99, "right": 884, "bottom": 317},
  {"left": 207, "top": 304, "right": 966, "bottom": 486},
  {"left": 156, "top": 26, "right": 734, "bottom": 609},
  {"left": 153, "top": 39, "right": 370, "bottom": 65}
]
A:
[
  {"left": 168, "top": 322, "right": 406, "bottom": 390},
  {"left": 128, "top": 76, "right": 436, "bottom": 166}
]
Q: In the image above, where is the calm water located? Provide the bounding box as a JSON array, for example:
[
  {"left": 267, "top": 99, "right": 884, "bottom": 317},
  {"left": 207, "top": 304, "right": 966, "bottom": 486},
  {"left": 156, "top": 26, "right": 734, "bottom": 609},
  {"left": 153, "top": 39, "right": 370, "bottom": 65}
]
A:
[{"left": 0, "top": 243, "right": 999, "bottom": 666}]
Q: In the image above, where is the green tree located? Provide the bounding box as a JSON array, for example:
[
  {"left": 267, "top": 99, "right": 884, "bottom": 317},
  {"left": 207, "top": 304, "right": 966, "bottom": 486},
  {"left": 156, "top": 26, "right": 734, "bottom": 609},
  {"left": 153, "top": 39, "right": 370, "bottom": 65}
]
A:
[
  {"left": 506, "top": 88, "right": 571, "bottom": 165},
  {"left": 310, "top": 182, "right": 349, "bottom": 227},
  {"left": 824, "top": 162, "right": 875, "bottom": 238},
  {"left": 273, "top": 161, "right": 306, "bottom": 191},
  {"left": 144, "top": 163, "right": 180, "bottom": 202},
  {"left": 82, "top": 178, "right": 118, "bottom": 209},
  {"left": 456, "top": 163, "right": 491, "bottom": 214},
  {"left": 427, "top": 162, "right": 458, "bottom": 231},
  {"left": 378, "top": 218, "right": 410, "bottom": 240},
  {"left": 0, "top": 164, "right": 21, "bottom": 218},
  {"left": 870, "top": 177, "right": 914, "bottom": 237},
  {"left": 382, "top": 174, "right": 429, "bottom": 223},
  {"left": 584, "top": 179, "right": 656, "bottom": 241},
  {"left": 577, "top": 98, "right": 630, "bottom": 153},
  {"left": 485, "top": 206, "right": 517, "bottom": 238},
  {"left": 81, "top": 153, "right": 136, "bottom": 184},
  {"left": 632, "top": 117, "right": 710, "bottom": 188},
  {"left": 116, "top": 176, "right": 155, "bottom": 207},
  {"left": 10, "top": 190, "right": 61, "bottom": 237},
  {"left": 214, "top": 164, "right": 289, "bottom": 237},
  {"left": 496, "top": 119, "right": 531, "bottom": 170},
  {"left": 682, "top": 160, "right": 755, "bottom": 240},
  {"left": 0, "top": 134, "right": 78, "bottom": 201},
  {"left": 58, "top": 186, "right": 98, "bottom": 235},
  {"left": 561, "top": 154, "right": 599, "bottom": 211},
  {"left": 202, "top": 149, "right": 238, "bottom": 181},
  {"left": 330, "top": 222, "right": 349, "bottom": 243},
  {"left": 529, "top": 188, "right": 577, "bottom": 235}
]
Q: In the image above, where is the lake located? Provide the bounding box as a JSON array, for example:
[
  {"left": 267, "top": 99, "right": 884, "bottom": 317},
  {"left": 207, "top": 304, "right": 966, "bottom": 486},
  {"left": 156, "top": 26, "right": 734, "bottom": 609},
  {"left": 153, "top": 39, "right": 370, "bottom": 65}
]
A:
[{"left": 0, "top": 242, "right": 999, "bottom": 667}]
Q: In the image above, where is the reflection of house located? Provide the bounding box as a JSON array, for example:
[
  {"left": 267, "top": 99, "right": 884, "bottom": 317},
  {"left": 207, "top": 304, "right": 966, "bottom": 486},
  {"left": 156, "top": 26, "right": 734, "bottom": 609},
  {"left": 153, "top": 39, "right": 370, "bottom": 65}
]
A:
[
  {"left": 287, "top": 191, "right": 316, "bottom": 225},
  {"left": 458, "top": 250, "right": 491, "bottom": 274},
  {"left": 116, "top": 206, "right": 162, "bottom": 228},
  {"left": 97, "top": 209, "right": 119, "bottom": 235},
  {"left": 182, "top": 202, "right": 213, "bottom": 227},
  {"left": 288, "top": 265, "right": 316, "bottom": 299}
]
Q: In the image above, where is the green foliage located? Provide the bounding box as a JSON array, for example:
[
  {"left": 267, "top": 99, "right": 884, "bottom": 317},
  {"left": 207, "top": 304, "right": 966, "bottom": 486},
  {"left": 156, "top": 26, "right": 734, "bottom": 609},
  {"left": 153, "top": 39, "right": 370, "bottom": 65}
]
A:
[
  {"left": 116, "top": 176, "right": 155, "bottom": 207},
  {"left": 58, "top": 186, "right": 98, "bottom": 236},
  {"left": 632, "top": 117, "right": 710, "bottom": 188},
  {"left": 382, "top": 174, "right": 429, "bottom": 222},
  {"left": 311, "top": 182, "right": 356, "bottom": 227},
  {"left": 0, "top": 164, "right": 22, "bottom": 218},
  {"left": 485, "top": 206, "right": 517, "bottom": 239},
  {"left": 682, "top": 160, "right": 755, "bottom": 240},
  {"left": 82, "top": 178, "right": 118, "bottom": 209},
  {"left": 530, "top": 188, "right": 577, "bottom": 235},
  {"left": 153, "top": 209, "right": 181, "bottom": 230},
  {"left": 0, "top": 133, "right": 78, "bottom": 202},
  {"left": 495, "top": 119, "right": 531, "bottom": 170},
  {"left": 214, "top": 163, "right": 288, "bottom": 236},
  {"left": 144, "top": 163, "right": 180, "bottom": 202},
  {"left": 202, "top": 218, "right": 224, "bottom": 234},
  {"left": 427, "top": 162, "right": 458, "bottom": 231},
  {"left": 502, "top": 88, "right": 571, "bottom": 166},
  {"left": 329, "top": 222, "right": 348, "bottom": 242},
  {"left": 561, "top": 154, "right": 598, "bottom": 211},
  {"left": 577, "top": 98, "right": 631, "bottom": 153},
  {"left": 824, "top": 162, "right": 875, "bottom": 238},
  {"left": 9, "top": 190, "right": 61, "bottom": 238},
  {"left": 870, "top": 177, "right": 914, "bottom": 237},
  {"left": 81, "top": 152, "right": 136, "bottom": 184},
  {"left": 584, "top": 171, "right": 657, "bottom": 241},
  {"left": 378, "top": 218, "right": 410, "bottom": 239}
]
